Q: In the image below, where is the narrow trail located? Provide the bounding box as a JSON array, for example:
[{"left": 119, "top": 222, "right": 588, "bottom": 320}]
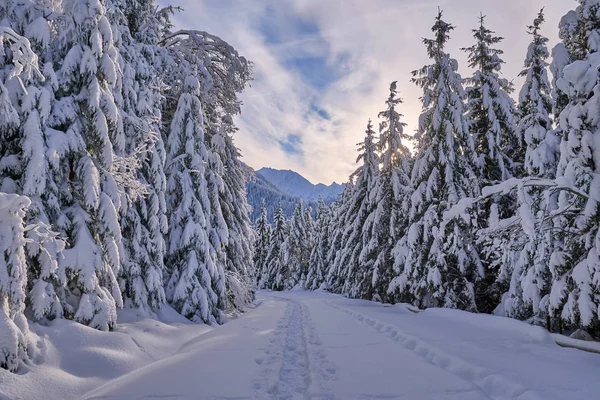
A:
[
  {"left": 271, "top": 300, "right": 311, "bottom": 400},
  {"left": 254, "top": 296, "right": 337, "bottom": 400},
  {"left": 322, "top": 300, "right": 544, "bottom": 400}
]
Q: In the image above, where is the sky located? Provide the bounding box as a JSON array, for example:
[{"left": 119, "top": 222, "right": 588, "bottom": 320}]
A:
[{"left": 164, "top": 0, "right": 574, "bottom": 185}]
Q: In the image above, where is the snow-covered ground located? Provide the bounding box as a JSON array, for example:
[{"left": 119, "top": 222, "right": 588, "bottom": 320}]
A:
[
  {"left": 0, "top": 306, "right": 212, "bottom": 400},
  {"left": 2, "top": 290, "right": 599, "bottom": 400}
]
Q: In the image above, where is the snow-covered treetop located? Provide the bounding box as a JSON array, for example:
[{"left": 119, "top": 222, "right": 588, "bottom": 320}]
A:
[
  {"left": 423, "top": 9, "right": 453, "bottom": 59},
  {"left": 377, "top": 81, "right": 410, "bottom": 173},
  {"left": 519, "top": 9, "right": 551, "bottom": 103},
  {"left": 517, "top": 8, "right": 555, "bottom": 178},
  {"left": 352, "top": 120, "right": 378, "bottom": 191},
  {"left": 160, "top": 29, "right": 252, "bottom": 117},
  {"left": 463, "top": 14, "right": 506, "bottom": 76}
]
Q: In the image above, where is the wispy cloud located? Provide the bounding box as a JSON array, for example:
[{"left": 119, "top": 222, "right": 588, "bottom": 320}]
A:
[{"left": 164, "top": 0, "right": 572, "bottom": 184}]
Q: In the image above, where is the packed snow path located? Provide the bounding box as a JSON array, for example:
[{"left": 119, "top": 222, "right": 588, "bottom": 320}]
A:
[{"left": 85, "top": 291, "right": 600, "bottom": 400}]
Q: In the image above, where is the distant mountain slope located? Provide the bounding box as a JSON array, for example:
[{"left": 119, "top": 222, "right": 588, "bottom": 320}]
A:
[
  {"left": 257, "top": 167, "right": 345, "bottom": 202},
  {"left": 244, "top": 165, "right": 344, "bottom": 224},
  {"left": 246, "top": 169, "right": 308, "bottom": 223}
]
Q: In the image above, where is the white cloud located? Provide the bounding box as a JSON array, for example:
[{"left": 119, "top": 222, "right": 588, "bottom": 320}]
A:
[{"left": 165, "top": 0, "right": 573, "bottom": 184}]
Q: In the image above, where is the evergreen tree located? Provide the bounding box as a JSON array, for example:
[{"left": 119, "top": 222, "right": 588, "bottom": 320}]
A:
[
  {"left": 547, "top": 0, "right": 600, "bottom": 334},
  {"left": 463, "top": 14, "right": 521, "bottom": 183},
  {"left": 53, "top": 0, "right": 126, "bottom": 330},
  {"left": 334, "top": 121, "right": 378, "bottom": 299},
  {"left": 501, "top": 9, "right": 557, "bottom": 322},
  {"left": 402, "top": 10, "right": 481, "bottom": 311},
  {"left": 254, "top": 199, "right": 270, "bottom": 287},
  {"left": 0, "top": 0, "right": 68, "bottom": 321},
  {"left": 109, "top": 0, "right": 168, "bottom": 311},
  {"left": 264, "top": 203, "right": 287, "bottom": 291},
  {"left": 462, "top": 15, "right": 521, "bottom": 312},
  {"left": 160, "top": 28, "right": 253, "bottom": 314},
  {"left": 0, "top": 0, "right": 258, "bottom": 371},
  {"left": 218, "top": 123, "right": 255, "bottom": 311},
  {"left": 306, "top": 199, "right": 330, "bottom": 290},
  {"left": 518, "top": 9, "right": 557, "bottom": 179},
  {"left": 164, "top": 76, "right": 221, "bottom": 323},
  {"left": 366, "top": 82, "right": 412, "bottom": 303},
  {"left": 324, "top": 182, "right": 354, "bottom": 292},
  {"left": 282, "top": 201, "right": 309, "bottom": 289}
]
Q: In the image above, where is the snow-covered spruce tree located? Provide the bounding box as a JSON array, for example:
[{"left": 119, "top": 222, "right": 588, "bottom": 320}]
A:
[
  {"left": 46, "top": 0, "right": 125, "bottom": 331},
  {"left": 253, "top": 199, "right": 270, "bottom": 288},
  {"left": 401, "top": 11, "right": 481, "bottom": 311},
  {"left": 303, "top": 202, "right": 316, "bottom": 268},
  {"left": 278, "top": 201, "right": 306, "bottom": 290},
  {"left": 329, "top": 122, "right": 378, "bottom": 298},
  {"left": 0, "top": 193, "right": 30, "bottom": 372},
  {"left": 164, "top": 75, "right": 222, "bottom": 323},
  {"left": 364, "top": 82, "right": 411, "bottom": 303},
  {"left": 0, "top": 2, "right": 69, "bottom": 321},
  {"left": 501, "top": 9, "right": 557, "bottom": 322},
  {"left": 519, "top": 9, "right": 557, "bottom": 180},
  {"left": 264, "top": 203, "right": 287, "bottom": 291},
  {"left": 462, "top": 15, "right": 521, "bottom": 312},
  {"left": 160, "top": 28, "right": 253, "bottom": 312},
  {"left": 546, "top": 0, "right": 600, "bottom": 334},
  {"left": 287, "top": 201, "right": 313, "bottom": 289},
  {"left": 306, "top": 199, "right": 330, "bottom": 290},
  {"left": 463, "top": 15, "right": 521, "bottom": 183},
  {"left": 215, "top": 120, "right": 255, "bottom": 311},
  {"left": 103, "top": 0, "right": 169, "bottom": 311},
  {"left": 324, "top": 181, "right": 354, "bottom": 292}
]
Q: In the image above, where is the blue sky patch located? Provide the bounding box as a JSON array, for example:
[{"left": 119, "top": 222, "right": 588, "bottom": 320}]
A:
[
  {"left": 256, "top": 4, "right": 339, "bottom": 91},
  {"left": 278, "top": 134, "right": 304, "bottom": 155}
]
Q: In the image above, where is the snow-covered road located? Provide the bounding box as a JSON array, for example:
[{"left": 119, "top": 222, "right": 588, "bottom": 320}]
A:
[{"left": 85, "top": 291, "right": 600, "bottom": 400}]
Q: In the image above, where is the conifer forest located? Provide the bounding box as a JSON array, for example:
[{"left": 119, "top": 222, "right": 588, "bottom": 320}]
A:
[{"left": 1, "top": 2, "right": 599, "bottom": 398}]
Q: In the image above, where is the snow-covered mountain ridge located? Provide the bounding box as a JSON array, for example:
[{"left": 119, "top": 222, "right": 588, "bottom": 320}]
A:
[{"left": 256, "top": 167, "right": 345, "bottom": 202}]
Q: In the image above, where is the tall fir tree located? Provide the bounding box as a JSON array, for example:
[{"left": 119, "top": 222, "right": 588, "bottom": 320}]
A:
[
  {"left": 547, "top": 0, "right": 600, "bottom": 334},
  {"left": 366, "top": 82, "right": 412, "bottom": 303},
  {"left": 282, "top": 201, "right": 310, "bottom": 289},
  {"left": 0, "top": 0, "right": 68, "bottom": 321},
  {"left": 109, "top": 0, "right": 168, "bottom": 311},
  {"left": 164, "top": 75, "right": 221, "bottom": 323},
  {"left": 518, "top": 9, "right": 557, "bottom": 180},
  {"left": 501, "top": 9, "right": 557, "bottom": 322},
  {"left": 306, "top": 198, "right": 330, "bottom": 290},
  {"left": 401, "top": 10, "right": 481, "bottom": 311},
  {"left": 52, "top": 0, "right": 127, "bottom": 330},
  {"left": 463, "top": 15, "right": 521, "bottom": 183},
  {"left": 334, "top": 121, "right": 379, "bottom": 299},
  {"left": 218, "top": 122, "right": 255, "bottom": 311},
  {"left": 254, "top": 199, "right": 270, "bottom": 287},
  {"left": 264, "top": 202, "right": 287, "bottom": 291},
  {"left": 462, "top": 15, "right": 521, "bottom": 312},
  {"left": 324, "top": 181, "right": 354, "bottom": 292}
]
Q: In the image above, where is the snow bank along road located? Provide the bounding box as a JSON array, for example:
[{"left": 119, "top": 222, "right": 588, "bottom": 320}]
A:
[{"left": 85, "top": 290, "right": 600, "bottom": 400}]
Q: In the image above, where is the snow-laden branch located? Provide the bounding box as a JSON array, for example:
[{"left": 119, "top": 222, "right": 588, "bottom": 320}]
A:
[
  {"left": 33, "top": 5, "right": 64, "bottom": 21},
  {"left": 0, "top": 27, "right": 42, "bottom": 86},
  {"left": 445, "top": 176, "right": 590, "bottom": 226},
  {"left": 112, "top": 143, "right": 152, "bottom": 202}
]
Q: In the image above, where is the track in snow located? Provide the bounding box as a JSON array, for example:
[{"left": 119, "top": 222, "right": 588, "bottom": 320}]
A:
[
  {"left": 322, "top": 300, "right": 544, "bottom": 400},
  {"left": 254, "top": 297, "right": 336, "bottom": 400}
]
